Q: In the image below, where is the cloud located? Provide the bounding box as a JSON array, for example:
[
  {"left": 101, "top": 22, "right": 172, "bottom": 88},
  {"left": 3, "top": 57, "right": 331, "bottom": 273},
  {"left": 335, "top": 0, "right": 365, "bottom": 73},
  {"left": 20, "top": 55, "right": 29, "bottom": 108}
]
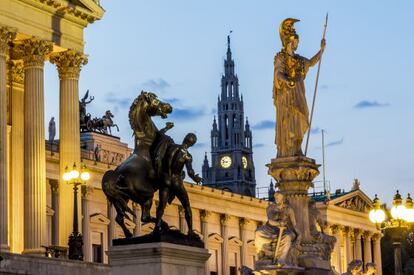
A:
[
  {"left": 169, "top": 107, "right": 205, "bottom": 121},
  {"left": 193, "top": 142, "right": 207, "bottom": 148},
  {"left": 105, "top": 93, "right": 132, "bottom": 109},
  {"left": 164, "top": 97, "right": 181, "bottom": 104},
  {"left": 326, "top": 138, "right": 344, "bottom": 147},
  {"left": 310, "top": 127, "right": 321, "bottom": 135},
  {"left": 354, "top": 100, "right": 390, "bottom": 109},
  {"left": 141, "top": 78, "right": 170, "bottom": 92},
  {"left": 253, "top": 143, "right": 265, "bottom": 148},
  {"left": 253, "top": 120, "right": 275, "bottom": 130}
]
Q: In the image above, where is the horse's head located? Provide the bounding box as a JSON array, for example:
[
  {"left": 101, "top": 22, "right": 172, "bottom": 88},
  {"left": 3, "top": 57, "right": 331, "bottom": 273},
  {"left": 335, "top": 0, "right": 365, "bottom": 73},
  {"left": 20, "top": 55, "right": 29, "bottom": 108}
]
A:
[
  {"left": 129, "top": 91, "right": 173, "bottom": 139},
  {"left": 105, "top": 110, "right": 114, "bottom": 118},
  {"left": 139, "top": 91, "right": 172, "bottom": 119}
]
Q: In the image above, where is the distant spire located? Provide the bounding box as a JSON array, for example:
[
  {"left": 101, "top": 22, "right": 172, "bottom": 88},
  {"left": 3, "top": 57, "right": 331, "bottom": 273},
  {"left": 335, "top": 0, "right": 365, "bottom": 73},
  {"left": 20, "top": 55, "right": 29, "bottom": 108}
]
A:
[
  {"left": 268, "top": 179, "right": 275, "bottom": 202},
  {"left": 227, "top": 31, "right": 233, "bottom": 60}
]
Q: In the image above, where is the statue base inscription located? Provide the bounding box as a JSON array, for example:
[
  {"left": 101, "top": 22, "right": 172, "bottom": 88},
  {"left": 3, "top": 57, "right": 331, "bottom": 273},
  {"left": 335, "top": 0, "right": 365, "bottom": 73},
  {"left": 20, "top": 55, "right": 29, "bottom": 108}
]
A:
[{"left": 107, "top": 242, "right": 210, "bottom": 275}]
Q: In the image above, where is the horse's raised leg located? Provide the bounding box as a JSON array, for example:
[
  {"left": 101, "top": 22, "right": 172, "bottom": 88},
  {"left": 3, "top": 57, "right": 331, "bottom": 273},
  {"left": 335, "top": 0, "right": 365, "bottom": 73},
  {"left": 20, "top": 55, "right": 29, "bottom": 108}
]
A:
[{"left": 113, "top": 201, "right": 133, "bottom": 238}]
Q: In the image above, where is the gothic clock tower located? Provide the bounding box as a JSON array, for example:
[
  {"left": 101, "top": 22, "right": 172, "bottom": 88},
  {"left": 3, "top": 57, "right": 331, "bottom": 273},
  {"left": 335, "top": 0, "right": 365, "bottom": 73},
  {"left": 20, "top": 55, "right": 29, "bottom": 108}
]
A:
[{"left": 202, "top": 35, "right": 256, "bottom": 197}]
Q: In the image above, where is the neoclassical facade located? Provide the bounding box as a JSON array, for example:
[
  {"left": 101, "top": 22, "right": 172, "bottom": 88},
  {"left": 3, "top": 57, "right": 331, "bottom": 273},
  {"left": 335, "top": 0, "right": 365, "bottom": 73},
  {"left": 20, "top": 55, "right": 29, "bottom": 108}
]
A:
[
  {"left": 0, "top": 0, "right": 104, "bottom": 255},
  {"left": 1, "top": 1, "right": 382, "bottom": 275}
]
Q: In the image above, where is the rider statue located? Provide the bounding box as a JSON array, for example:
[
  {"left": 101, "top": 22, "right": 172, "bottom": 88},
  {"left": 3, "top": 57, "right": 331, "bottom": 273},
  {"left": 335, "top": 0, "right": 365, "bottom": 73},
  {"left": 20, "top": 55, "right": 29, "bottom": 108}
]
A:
[{"left": 79, "top": 90, "right": 94, "bottom": 128}]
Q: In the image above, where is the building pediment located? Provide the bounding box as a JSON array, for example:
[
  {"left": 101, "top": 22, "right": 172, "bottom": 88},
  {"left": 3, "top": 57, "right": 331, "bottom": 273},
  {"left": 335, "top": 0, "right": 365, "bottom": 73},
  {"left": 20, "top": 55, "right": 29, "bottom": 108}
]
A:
[
  {"left": 208, "top": 233, "right": 224, "bottom": 243},
  {"left": 90, "top": 213, "right": 110, "bottom": 225},
  {"left": 228, "top": 236, "right": 243, "bottom": 247},
  {"left": 330, "top": 190, "right": 372, "bottom": 213}
]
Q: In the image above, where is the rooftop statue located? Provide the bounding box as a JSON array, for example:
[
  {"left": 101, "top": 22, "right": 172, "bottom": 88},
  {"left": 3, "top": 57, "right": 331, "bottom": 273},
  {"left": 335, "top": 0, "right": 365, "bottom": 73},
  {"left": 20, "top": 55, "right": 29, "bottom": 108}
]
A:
[
  {"left": 102, "top": 91, "right": 203, "bottom": 244},
  {"left": 273, "top": 18, "right": 325, "bottom": 157}
]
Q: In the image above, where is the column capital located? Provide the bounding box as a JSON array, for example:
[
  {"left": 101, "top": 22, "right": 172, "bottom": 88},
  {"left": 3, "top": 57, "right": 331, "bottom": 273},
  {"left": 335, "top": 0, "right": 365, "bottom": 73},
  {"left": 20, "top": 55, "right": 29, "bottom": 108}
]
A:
[
  {"left": 330, "top": 224, "right": 340, "bottom": 234},
  {"left": 200, "top": 209, "right": 211, "bottom": 222},
  {"left": 81, "top": 185, "right": 94, "bottom": 198},
  {"left": 15, "top": 38, "right": 52, "bottom": 68},
  {"left": 50, "top": 49, "right": 88, "bottom": 80},
  {"left": 239, "top": 218, "right": 249, "bottom": 229},
  {"left": 372, "top": 232, "right": 382, "bottom": 241},
  {"left": 49, "top": 179, "right": 59, "bottom": 194},
  {"left": 7, "top": 60, "right": 24, "bottom": 84},
  {"left": 363, "top": 231, "right": 373, "bottom": 239},
  {"left": 178, "top": 205, "right": 185, "bottom": 217},
  {"left": 0, "top": 25, "right": 16, "bottom": 56},
  {"left": 220, "top": 214, "right": 230, "bottom": 226}
]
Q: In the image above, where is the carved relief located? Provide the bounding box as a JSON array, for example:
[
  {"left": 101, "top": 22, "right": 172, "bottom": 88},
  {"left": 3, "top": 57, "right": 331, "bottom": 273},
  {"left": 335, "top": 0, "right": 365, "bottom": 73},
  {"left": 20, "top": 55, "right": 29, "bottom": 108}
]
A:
[{"left": 335, "top": 196, "right": 369, "bottom": 213}]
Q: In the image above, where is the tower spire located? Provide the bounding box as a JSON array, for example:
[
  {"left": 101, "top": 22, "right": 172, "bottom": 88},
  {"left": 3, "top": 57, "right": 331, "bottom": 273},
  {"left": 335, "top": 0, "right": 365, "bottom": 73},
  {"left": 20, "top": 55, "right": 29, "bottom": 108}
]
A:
[{"left": 227, "top": 30, "right": 233, "bottom": 60}]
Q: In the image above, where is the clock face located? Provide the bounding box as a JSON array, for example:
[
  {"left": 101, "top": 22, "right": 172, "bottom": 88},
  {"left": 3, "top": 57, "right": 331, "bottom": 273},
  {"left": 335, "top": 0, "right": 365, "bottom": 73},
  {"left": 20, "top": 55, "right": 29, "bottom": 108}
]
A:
[
  {"left": 242, "top": 156, "right": 248, "bottom": 169},
  {"left": 220, "top": 156, "right": 232, "bottom": 169}
]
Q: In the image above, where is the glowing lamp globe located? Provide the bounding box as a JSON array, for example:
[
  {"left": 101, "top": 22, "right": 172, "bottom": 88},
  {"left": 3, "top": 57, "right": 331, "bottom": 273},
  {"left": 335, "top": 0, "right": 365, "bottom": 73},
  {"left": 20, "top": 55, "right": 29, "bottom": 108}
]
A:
[
  {"left": 404, "top": 193, "right": 414, "bottom": 223},
  {"left": 63, "top": 171, "right": 72, "bottom": 182},
  {"left": 369, "top": 208, "right": 386, "bottom": 224},
  {"left": 80, "top": 171, "right": 90, "bottom": 181},
  {"left": 70, "top": 169, "right": 80, "bottom": 180}
]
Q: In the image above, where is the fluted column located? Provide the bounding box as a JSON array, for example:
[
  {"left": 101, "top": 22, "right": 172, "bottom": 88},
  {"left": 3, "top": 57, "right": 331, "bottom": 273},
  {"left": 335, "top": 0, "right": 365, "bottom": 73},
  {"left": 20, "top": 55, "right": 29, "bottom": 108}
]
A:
[
  {"left": 363, "top": 231, "right": 372, "bottom": 265},
  {"left": 16, "top": 38, "right": 52, "bottom": 254},
  {"left": 372, "top": 233, "right": 382, "bottom": 275},
  {"left": 200, "top": 210, "right": 211, "bottom": 275},
  {"left": 50, "top": 50, "right": 87, "bottom": 246},
  {"left": 354, "top": 229, "right": 362, "bottom": 261},
  {"left": 82, "top": 185, "right": 93, "bottom": 261},
  {"left": 239, "top": 218, "right": 248, "bottom": 267},
  {"left": 133, "top": 203, "right": 142, "bottom": 237},
  {"left": 8, "top": 59, "right": 24, "bottom": 253},
  {"left": 330, "top": 225, "right": 342, "bottom": 272},
  {"left": 221, "top": 214, "right": 229, "bottom": 275},
  {"left": 108, "top": 202, "right": 116, "bottom": 248},
  {"left": 178, "top": 205, "right": 188, "bottom": 234},
  {"left": 343, "top": 227, "right": 352, "bottom": 266},
  {"left": 49, "top": 179, "right": 59, "bottom": 246},
  {"left": 0, "top": 25, "right": 15, "bottom": 252}
]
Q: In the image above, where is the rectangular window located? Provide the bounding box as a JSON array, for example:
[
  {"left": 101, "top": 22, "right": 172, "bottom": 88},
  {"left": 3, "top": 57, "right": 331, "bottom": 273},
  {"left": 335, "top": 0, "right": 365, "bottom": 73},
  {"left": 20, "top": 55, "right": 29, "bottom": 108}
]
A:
[
  {"left": 230, "top": 266, "right": 237, "bottom": 275},
  {"left": 92, "top": 244, "right": 103, "bottom": 263}
]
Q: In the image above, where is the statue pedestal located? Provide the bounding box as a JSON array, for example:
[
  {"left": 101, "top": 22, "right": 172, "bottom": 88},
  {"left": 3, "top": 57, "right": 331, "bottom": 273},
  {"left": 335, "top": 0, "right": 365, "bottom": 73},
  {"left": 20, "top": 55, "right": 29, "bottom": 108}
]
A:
[
  {"left": 107, "top": 242, "right": 210, "bottom": 275},
  {"left": 264, "top": 156, "right": 334, "bottom": 274}
]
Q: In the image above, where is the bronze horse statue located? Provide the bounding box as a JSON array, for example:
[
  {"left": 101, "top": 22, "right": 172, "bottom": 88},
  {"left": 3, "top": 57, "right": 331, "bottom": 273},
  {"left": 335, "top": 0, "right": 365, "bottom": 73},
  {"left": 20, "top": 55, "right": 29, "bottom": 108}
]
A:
[{"left": 102, "top": 91, "right": 173, "bottom": 237}]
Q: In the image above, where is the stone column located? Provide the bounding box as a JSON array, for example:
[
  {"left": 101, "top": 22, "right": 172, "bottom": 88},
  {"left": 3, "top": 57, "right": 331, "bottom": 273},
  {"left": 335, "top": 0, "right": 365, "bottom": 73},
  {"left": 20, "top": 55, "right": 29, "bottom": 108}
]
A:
[
  {"left": 239, "top": 218, "right": 248, "bottom": 267},
  {"left": 8, "top": 59, "right": 24, "bottom": 253},
  {"left": 16, "top": 38, "right": 52, "bottom": 254},
  {"left": 0, "top": 25, "right": 15, "bottom": 252},
  {"left": 50, "top": 50, "right": 87, "bottom": 246},
  {"left": 354, "top": 229, "right": 362, "bottom": 261},
  {"left": 372, "top": 233, "right": 382, "bottom": 275},
  {"left": 343, "top": 227, "right": 352, "bottom": 266},
  {"left": 200, "top": 210, "right": 210, "bottom": 275},
  {"left": 178, "top": 205, "right": 187, "bottom": 234},
  {"left": 363, "top": 231, "right": 372, "bottom": 265},
  {"left": 49, "top": 179, "right": 59, "bottom": 246},
  {"left": 108, "top": 202, "right": 116, "bottom": 248},
  {"left": 133, "top": 203, "right": 141, "bottom": 237},
  {"left": 330, "top": 225, "right": 342, "bottom": 272},
  {"left": 221, "top": 214, "right": 229, "bottom": 275},
  {"left": 82, "top": 185, "right": 93, "bottom": 262}
]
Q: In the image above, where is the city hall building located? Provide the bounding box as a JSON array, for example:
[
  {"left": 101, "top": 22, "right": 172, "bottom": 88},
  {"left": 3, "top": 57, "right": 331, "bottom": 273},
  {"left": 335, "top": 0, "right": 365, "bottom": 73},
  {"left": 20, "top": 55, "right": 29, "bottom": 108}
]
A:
[{"left": 0, "top": 1, "right": 382, "bottom": 274}]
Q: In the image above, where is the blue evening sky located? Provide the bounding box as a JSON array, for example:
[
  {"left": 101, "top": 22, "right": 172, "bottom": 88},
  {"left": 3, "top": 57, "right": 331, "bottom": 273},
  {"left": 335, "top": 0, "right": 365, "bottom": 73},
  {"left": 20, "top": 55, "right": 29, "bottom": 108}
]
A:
[{"left": 44, "top": 0, "right": 414, "bottom": 203}]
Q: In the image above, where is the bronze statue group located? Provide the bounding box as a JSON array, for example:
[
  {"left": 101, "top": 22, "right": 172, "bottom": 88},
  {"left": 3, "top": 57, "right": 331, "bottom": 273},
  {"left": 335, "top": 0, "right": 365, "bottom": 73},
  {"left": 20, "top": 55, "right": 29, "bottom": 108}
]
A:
[{"left": 101, "top": 91, "right": 202, "bottom": 238}]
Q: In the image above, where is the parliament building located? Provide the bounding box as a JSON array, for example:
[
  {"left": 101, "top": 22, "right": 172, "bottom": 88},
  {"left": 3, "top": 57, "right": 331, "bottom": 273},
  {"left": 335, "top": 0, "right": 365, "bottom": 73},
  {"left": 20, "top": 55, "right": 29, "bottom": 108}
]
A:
[{"left": 0, "top": 1, "right": 383, "bottom": 275}]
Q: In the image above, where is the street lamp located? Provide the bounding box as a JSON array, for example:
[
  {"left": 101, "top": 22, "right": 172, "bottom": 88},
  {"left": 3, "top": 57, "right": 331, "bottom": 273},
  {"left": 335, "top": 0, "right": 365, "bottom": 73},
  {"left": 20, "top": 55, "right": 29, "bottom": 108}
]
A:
[
  {"left": 369, "top": 191, "right": 414, "bottom": 275},
  {"left": 63, "top": 162, "right": 90, "bottom": 261}
]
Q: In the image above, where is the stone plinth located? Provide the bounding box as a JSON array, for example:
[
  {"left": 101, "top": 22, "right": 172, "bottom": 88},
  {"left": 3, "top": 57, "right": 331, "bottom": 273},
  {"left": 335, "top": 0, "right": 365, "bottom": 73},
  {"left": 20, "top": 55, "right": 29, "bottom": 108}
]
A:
[{"left": 108, "top": 242, "right": 210, "bottom": 275}]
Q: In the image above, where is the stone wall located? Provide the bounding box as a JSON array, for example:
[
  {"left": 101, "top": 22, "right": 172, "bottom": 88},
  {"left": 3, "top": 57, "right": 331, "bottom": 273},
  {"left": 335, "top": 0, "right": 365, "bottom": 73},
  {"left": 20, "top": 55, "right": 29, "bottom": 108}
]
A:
[{"left": 0, "top": 253, "right": 110, "bottom": 275}]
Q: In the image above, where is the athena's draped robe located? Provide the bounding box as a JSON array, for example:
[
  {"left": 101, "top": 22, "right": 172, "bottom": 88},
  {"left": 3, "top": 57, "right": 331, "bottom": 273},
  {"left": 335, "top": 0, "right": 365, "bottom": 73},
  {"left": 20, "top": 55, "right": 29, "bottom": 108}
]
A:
[{"left": 273, "top": 52, "right": 313, "bottom": 157}]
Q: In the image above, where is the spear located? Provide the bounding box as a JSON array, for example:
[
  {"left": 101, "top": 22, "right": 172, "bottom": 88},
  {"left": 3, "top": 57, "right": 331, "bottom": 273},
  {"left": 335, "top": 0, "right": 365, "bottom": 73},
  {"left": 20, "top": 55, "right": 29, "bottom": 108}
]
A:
[{"left": 304, "top": 13, "right": 328, "bottom": 156}]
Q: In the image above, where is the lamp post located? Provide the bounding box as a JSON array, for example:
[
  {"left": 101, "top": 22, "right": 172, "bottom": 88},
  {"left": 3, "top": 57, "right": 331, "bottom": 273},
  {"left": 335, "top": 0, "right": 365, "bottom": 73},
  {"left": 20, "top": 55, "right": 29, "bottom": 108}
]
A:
[
  {"left": 369, "top": 191, "right": 414, "bottom": 275},
  {"left": 63, "top": 163, "right": 90, "bottom": 261}
]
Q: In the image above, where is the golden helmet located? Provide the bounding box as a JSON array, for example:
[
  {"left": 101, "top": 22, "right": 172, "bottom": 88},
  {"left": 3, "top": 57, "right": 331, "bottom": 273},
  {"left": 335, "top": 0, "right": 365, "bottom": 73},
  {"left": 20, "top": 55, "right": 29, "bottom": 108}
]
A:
[{"left": 279, "top": 18, "right": 300, "bottom": 48}]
